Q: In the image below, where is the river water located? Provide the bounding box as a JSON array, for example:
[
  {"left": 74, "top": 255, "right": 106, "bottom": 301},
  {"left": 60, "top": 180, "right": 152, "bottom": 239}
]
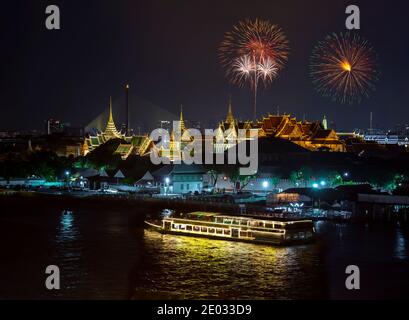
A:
[{"left": 0, "top": 204, "right": 408, "bottom": 299}]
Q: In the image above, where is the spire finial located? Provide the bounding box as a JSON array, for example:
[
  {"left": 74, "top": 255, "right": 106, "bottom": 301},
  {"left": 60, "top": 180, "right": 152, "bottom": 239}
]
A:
[
  {"left": 109, "top": 96, "right": 113, "bottom": 122},
  {"left": 226, "top": 96, "right": 235, "bottom": 125},
  {"left": 179, "top": 104, "right": 185, "bottom": 132}
]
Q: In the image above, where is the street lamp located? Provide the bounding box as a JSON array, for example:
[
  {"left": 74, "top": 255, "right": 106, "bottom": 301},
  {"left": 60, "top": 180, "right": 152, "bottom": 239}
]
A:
[
  {"left": 262, "top": 180, "right": 269, "bottom": 189},
  {"left": 320, "top": 180, "right": 326, "bottom": 186},
  {"left": 64, "top": 171, "right": 70, "bottom": 190},
  {"left": 312, "top": 183, "right": 319, "bottom": 189},
  {"left": 343, "top": 172, "right": 349, "bottom": 178}
]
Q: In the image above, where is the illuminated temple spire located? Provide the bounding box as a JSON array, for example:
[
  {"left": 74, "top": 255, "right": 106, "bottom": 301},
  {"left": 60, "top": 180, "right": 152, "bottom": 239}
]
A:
[
  {"left": 226, "top": 95, "right": 235, "bottom": 125},
  {"left": 322, "top": 115, "right": 328, "bottom": 130},
  {"left": 179, "top": 104, "right": 185, "bottom": 132},
  {"left": 104, "top": 96, "right": 122, "bottom": 139}
]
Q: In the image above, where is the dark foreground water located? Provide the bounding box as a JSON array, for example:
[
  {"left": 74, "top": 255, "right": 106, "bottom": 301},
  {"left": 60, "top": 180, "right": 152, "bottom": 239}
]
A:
[{"left": 0, "top": 201, "right": 408, "bottom": 299}]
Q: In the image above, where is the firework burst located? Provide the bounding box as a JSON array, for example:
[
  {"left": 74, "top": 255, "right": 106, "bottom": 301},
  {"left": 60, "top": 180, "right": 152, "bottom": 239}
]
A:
[
  {"left": 219, "top": 19, "right": 289, "bottom": 119},
  {"left": 310, "top": 32, "right": 379, "bottom": 104}
]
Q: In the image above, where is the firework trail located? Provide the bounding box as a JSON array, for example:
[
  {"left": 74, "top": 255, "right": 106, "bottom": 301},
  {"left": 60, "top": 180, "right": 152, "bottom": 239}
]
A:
[
  {"left": 219, "top": 19, "right": 289, "bottom": 119},
  {"left": 310, "top": 32, "right": 379, "bottom": 104}
]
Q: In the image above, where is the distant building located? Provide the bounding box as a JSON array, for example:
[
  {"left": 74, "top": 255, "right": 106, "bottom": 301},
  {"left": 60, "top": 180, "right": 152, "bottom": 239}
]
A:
[
  {"left": 45, "top": 119, "right": 63, "bottom": 135},
  {"left": 149, "top": 164, "right": 206, "bottom": 194},
  {"left": 363, "top": 133, "right": 409, "bottom": 147},
  {"left": 172, "top": 164, "right": 206, "bottom": 194}
]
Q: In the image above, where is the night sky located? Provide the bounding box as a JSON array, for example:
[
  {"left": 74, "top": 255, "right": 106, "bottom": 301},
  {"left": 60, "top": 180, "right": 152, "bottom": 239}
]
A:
[{"left": 2, "top": 0, "right": 409, "bottom": 132}]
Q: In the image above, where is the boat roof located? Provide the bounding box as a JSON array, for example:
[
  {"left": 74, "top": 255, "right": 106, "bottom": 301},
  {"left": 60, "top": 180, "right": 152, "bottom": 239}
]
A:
[{"left": 183, "top": 211, "right": 312, "bottom": 224}]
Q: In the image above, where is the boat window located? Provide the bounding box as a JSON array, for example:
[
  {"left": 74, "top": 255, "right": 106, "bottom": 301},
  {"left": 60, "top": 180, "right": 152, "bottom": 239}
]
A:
[
  {"left": 223, "top": 229, "right": 231, "bottom": 235},
  {"left": 209, "top": 228, "right": 215, "bottom": 233},
  {"left": 193, "top": 226, "right": 200, "bottom": 232},
  {"left": 265, "top": 222, "right": 273, "bottom": 228},
  {"left": 224, "top": 219, "right": 232, "bottom": 224},
  {"left": 240, "top": 231, "right": 247, "bottom": 237},
  {"left": 216, "top": 228, "right": 223, "bottom": 234},
  {"left": 233, "top": 220, "right": 240, "bottom": 225},
  {"left": 172, "top": 224, "right": 177, "bottom": 229},
  {"left": 201, "top": 227, "right": 207, "bottom": 232},
  {"left": 186, "top": 225, "right": 193, "bottom": 231},
  {"left": 240, "top": 220, "right": 248, "bottom": 226},
  {"left": 258, "top": 222, "right": 264, "bottom": 227},
  {"left": 179, "top": 224, "right": 186, "bottom": 230},
  {"left": 274, "top": 224, "right": 284, "bottom": 229}
]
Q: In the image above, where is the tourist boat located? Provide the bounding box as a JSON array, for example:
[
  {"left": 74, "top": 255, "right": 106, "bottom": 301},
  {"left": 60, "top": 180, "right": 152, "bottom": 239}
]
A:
[{"left": 145, "top": 211, "right": 315, "bottom": 245}]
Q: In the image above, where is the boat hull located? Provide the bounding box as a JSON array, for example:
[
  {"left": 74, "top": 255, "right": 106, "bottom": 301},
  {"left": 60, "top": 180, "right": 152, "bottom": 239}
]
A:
[{"left": 144, "top": 220, "right": 314, "bottom": 246}]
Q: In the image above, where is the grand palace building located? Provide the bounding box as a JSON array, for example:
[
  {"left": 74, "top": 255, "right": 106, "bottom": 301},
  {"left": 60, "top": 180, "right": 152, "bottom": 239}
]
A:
[{"left": 84, "top": 97, "right": 346, "bottom": 161}]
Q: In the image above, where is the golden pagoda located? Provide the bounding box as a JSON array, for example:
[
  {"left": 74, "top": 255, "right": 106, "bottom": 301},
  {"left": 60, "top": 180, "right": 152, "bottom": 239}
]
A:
[
  {"left": 103, "top": 96, "right": 122, "bottom": 139},
  {"left": 179, "top": 104, "right": 186, "bottom": 133},
  {"left": 225, "top": 96, "right": 235, "bottom": 126}
]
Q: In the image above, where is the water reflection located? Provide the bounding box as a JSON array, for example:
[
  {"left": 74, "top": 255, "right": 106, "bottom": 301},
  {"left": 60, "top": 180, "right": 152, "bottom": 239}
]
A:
[
  {"left": 135, "top": 229, "right": 323, "bottom": 299},
  {"left": 53, "top": 210, "right": 85, "bottom": 295},
  {"left": 56, "top": 210, "right": 80, "bottom": 243},
  {"left": 395, "top": 229, "right": 407, "bottom": 260}
]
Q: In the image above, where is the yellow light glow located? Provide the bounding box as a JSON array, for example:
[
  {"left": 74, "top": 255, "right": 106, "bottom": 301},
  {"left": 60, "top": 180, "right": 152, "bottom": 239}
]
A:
[{"left": 341, "top": 61, "right": 352, "bottom": 72}]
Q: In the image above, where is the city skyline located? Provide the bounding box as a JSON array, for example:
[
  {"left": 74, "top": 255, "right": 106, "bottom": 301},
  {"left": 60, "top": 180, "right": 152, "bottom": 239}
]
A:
[{"left": 2, "top": 0, "right": 409, "bottom": 132}]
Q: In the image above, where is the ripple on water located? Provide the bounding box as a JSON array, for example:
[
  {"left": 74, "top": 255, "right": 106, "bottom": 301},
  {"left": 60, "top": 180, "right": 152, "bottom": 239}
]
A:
[{"left": 135, "top": 230, "right": 323, "bottom": 299}]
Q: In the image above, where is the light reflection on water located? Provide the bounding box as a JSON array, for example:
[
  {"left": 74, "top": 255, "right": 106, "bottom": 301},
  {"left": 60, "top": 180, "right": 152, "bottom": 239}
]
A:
[
  {"left": 395, "top": 229, "right": 407, "bottom": 260},
  {"left": 134, "top": 229, "right": 324, "bottom": 299},
  {"left": 53, "top": 210, "right": 87, "bottom": 295}
]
